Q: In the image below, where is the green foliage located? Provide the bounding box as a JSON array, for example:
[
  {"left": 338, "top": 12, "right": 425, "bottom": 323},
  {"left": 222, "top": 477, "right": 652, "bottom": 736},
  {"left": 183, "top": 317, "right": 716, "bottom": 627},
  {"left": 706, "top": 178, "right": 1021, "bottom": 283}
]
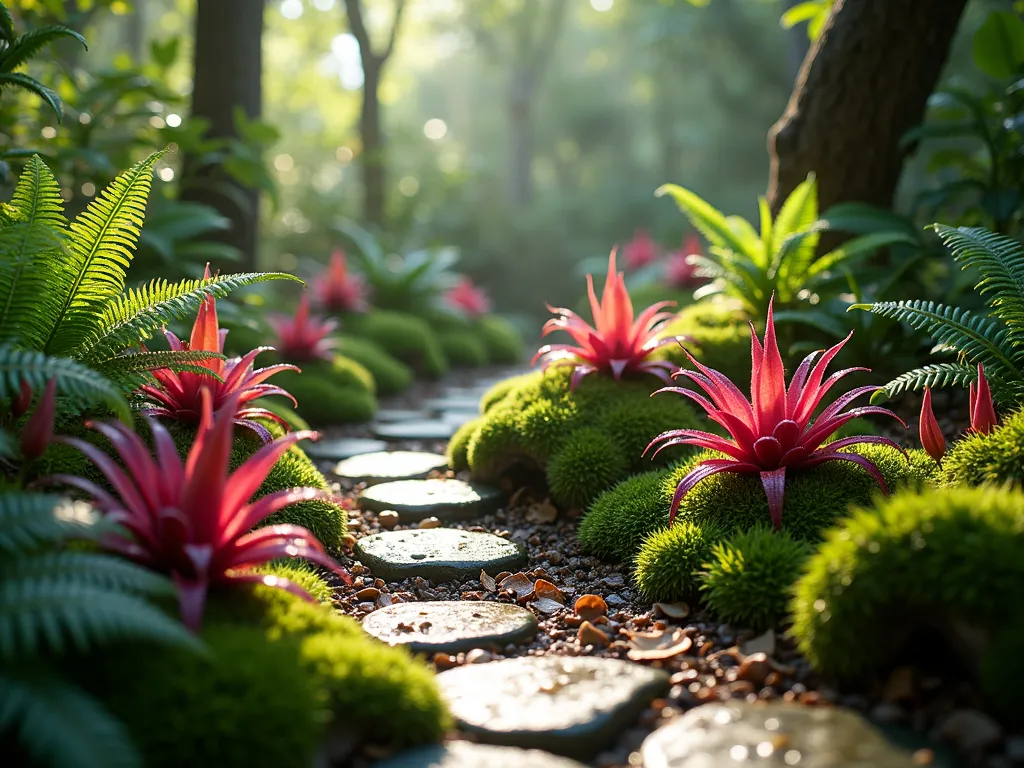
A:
[
  {"left": 578, "top": 469, "right": 672, "bottom": 562},
  {"left": 334, "top": 334, "right": 413, "bottom": 395},
  {"left": 980, "top": 610, "right": 1024, "bottom": 718},
  {"left": 477, "top": 314, "right": 524, "bottom": 364},
  {"left": 253, "top": 561, "right": 333, "bottom": 604},
  {"left": 780, "top": 1, "right": 832, "bottom": 41},
  {"left": 855, "top": 225, "right": 1024, "bottom": 408},
  {"left": 546, "top": 428, "right": 629, "bottom": 509},
  {"left": 653, "top": 299, "right": 754, "bottom": 385},
  {"left": 791, "top": 485, "right": 1024, "bottom": 680},
  {"left": 446, "top": 417, "right": 480, "bottom": 472},
  {"left": 436, "top": 328, "right": 489, "bottom": 368},
  {"left": 344, "top": 309, "right": 448, "bottom": 379},
  {"left": 698, "top": 526, "right": 811, "bottom": 631},
  {"left": 634, "top": 518, "right": 727, "bottom": 602},
  {"left": 942, "top": 406, "right": 1024, "bottom": 488},
  {"left": 272, "top": 357, "right": 377, "bottom": 425}
]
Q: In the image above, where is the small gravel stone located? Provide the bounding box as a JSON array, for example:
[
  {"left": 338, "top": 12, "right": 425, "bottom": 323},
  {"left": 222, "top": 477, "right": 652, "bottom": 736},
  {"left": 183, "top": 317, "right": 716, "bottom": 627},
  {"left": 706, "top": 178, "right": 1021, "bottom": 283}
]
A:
[
  {"left": 418, "top": 516, "right": 443, "bottom": 529},
  {"left": 379, "top": 510, "right": 400, "bottom": 529}
]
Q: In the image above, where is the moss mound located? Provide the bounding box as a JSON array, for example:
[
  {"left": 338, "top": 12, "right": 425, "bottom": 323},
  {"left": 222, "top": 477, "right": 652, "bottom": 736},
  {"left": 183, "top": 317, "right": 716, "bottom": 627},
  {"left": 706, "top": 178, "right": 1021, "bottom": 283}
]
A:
[
  {"left": 345, "top": 310, "right": 448, "bottom": 378},
  {"left": 458, "top": 367, "right": 700, "bottom": 507},
  {"left": 447, "top": 417, "right": 481, "bottom": 472},
  {"left": 253, "top": 560, "right": 335, "bottom": 603},
  {"left": 334, "top": 335, "right": 414, "bottom": 396},
  {"left": 477, "top": 314, "right": 524, "bottom": 364},
  {"left": 942, "top": 407, "right": 1024, "bottom": 488},
  {"left": 437, "top": 328, "right": 490, "bottom": 368},
  {"left": 272, "top": 356, "right": 377, "bottom": 425},
  {"left": 653, "top": 299, "right": 752, "bottom": 384},
  {"left": 634, "top": 519, "right": 728, "bottom": 602},
  {"left": 790, "top": 485, "right": 1024, "bottom": 684},
  {"left": 578, "top": 469, "right": 672, "bottom": 562},
  {"left": 698, "top": 526, "right": 811, "bottom": 631}
]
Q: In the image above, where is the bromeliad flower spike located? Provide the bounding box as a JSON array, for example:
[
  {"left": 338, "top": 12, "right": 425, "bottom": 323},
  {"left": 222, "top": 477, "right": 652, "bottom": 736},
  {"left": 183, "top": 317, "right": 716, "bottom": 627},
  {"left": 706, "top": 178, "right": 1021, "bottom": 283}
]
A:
[
  {"left": 268, "top": 292, "right": 339, "bottom": 363},
  {"left": 646, "top": 298, "right": 907, "bottom": 530},
  {"left": 140, "top": 269, "right": 298, "bottom": 443},
  {"left": 445, "top": 276, "right": 491, "bottom": 317},
  {"left": 51, "top": 389, "right": 351, "bottom": 632},
  {"left": 533, "top": 251, "right": 682, "bottom": 389},
  {"left": 313, "top": 249, "right": 370, "bottom": 313}
]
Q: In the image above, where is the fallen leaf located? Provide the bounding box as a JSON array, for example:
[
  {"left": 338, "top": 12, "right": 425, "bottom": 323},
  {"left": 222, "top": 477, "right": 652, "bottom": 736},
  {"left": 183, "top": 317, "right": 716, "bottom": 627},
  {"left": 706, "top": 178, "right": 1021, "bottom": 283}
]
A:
[
  {"left": 574, "top": 594, "right": 608, "bottom": 622},
  {"left": 653, "top": 602, "right": 690, "bottom": 620},
  {"left": 530, "top": 597, "right": 564, "bottom": 615},
  {"left": 525, "top": 499, "right": 558, "bottom": 524},
  {"left": 625, "top": 628, "right": 693, "bottom": 661},
  {"left": 480, "top": 570, "right": 497, "bottom": 592},
  {"left": 498, "top": 572, "right": 534, "bottom": 599},
  {"left": 534, "top": 578, "right": 564, "bottom": 604},
  {"left": 577, "top": 621, "right": 610, "bottom": 647},
  {"left": 739, "top": 629, "right": 775, "bottom": 657}
]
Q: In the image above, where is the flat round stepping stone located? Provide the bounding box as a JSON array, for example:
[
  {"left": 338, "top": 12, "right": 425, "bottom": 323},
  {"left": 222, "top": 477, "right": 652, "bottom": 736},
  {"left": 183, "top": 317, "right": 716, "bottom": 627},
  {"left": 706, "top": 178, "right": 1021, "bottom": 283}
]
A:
[
  {"left": 375, "top": 409, "right": 432, "bottom": 423},
  {"left": 437, "top": 656, "right": 670, "bottom": 759},
  {"left": 362, "top": 601, "right": 537, "bottom": 654},
  {"left": 440, "top": 411, "right": 477, "bottom": 428},
  {"left": 641, "top": 701, "right": 917, "bottom": 767},
  {"left": 358, "top": 479, "right": 503, "bottom": 522},
  {"left": 302, "top": 437, "right": 388, "bottom": 461},
  {"left": 372, "top": 420, "right": 455, "bottom": 441},
  {"left": 375, "top": 742, "right": 588, "bottom": 768},
  {"left": 332, "top": 451, "right": 447, "bottom": 485},
  {"left": 425, "top": 396, "right": 480, "bottom": 413},
  {"left": 354, "top": 528, "right": 527, "bottom": 582}
]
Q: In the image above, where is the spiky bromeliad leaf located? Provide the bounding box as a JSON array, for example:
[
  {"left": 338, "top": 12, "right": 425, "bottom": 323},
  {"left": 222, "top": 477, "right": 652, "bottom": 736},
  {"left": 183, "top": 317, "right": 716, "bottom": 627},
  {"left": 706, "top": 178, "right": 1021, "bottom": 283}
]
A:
[
  {"left": 0, "top": 345, "right": 129, "bottom": 421},
  {"left": 42, "top": 152, "right": 161, "bottom": 357}
]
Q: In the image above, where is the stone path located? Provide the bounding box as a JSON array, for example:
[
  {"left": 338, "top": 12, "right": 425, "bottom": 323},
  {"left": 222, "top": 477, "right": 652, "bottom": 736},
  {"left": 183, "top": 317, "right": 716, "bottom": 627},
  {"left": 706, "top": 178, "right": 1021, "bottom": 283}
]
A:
[
  {"left": 358, "top": 478, "right": 503, "bottom": 522},
  {"left": 373, "top": 419, "right": 456, "bottom": 441},
  {"left": 332, "top": 451, "right": 447, "bottom": 485},
  {"left": 354, "top": 528, "right": 527, "bottom": 582},
  {"left": 303, "top": 436, "right": 387, "bottom": 461},
  {"left": 362, "top": 600, "right": 537, "bottom": 654},
  {"left": 373, "top": 742, "right": 588, "bottom": 768}
]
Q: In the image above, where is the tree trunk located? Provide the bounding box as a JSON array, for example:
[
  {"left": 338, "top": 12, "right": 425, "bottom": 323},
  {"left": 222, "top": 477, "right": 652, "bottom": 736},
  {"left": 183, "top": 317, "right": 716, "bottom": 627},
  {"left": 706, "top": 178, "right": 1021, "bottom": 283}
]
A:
[
  {"left": 767, "top": 0, "right": 967, "bottom": 215},
  {"left": 360, "top": 63, "right": 385, "bottom": 227},
  {"left": 181, "top": 0, "right": 265, "bottom": 269},
  {"left": 507, "top": 68, "right": 535, "bottom": 208}
]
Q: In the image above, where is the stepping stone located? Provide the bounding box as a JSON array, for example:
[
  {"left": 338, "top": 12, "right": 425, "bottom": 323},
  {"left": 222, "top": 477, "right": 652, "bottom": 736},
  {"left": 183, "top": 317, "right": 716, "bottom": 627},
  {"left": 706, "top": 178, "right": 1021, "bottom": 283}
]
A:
[
  {"left": 358, "top": 479, "right": 503, "bottom": 522},
  {"left": 362, "top": 601, "right": 537, "bottom": 654},
  {"left": 640, "top": 701, "right": 917, "bottom": 768},
  {"left": 424, "top": 396, "right": 481, "bottom": 413},
  {"left": 440, "top": 411, "right": 477, "bottom": 428},
  {"left": 354, "top": 528, "right": 527, "bottom": 582},
  {"left": 302, "top": 437, "right": 387, "bottom": 461},
  {"left": 375, "top": 408, "right": 432, "bottom": 423},
  {"left": 372, "top": 420, "right": 455, "bottom": 441},
  {"left": 375, "top": 742, "right": 588, "bottom": 768},
  {"left": 437, "top": 656, "right": 670, "bottom": 759},
  {"left": 332, "top": 451, "right": 447, "bottom": 485}
]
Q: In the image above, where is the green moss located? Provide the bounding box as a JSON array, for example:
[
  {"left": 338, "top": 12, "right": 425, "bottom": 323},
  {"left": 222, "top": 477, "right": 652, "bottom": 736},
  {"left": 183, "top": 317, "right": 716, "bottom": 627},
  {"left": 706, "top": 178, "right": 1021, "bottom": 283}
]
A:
[
  {"left": 447, "top": 417, "right": 480, "bottom": 471},
  {"left": 578, "top": 470, "right": 672, "bottom": 562},
  {"left": 546, "top": 428, "right": 630, "bottom": 508},
  {"left": 480, "top": 372, "right": 538, "bottom": 412},
  {"left": 437, "top": 329, "right": 489, "bottom": 368},
  {"left": 254, "top": 561, "right": 334, "bottom": 603},
  {"left": 698, "top": 526, "right": 811, "bottom": 631},
  {"left": 653, "top": 300, "right": 752, "bottom": 384},
  {"left": 477, "top": 315, "right": 524, "bottom": 364},
  {"left": 345, "top": 310, "right": 448, "bottom": 379},
  {"left": 596, "top": 394, "right": 700, "bottom": 470},
  {"left": 272, "top": 357, "right": 377, "bottom": 425},
  {"left": 942, "top": 407, "right": 1024, "bottom": 488},
  {"left": 790, "top": 485, "right": 1024, "bottom": 680},
  {"left": 334, "top": 335, "right": 414, "bottom": 396},
  {"left": 634, "top": 519, "right": 728, "bottom": 602}
]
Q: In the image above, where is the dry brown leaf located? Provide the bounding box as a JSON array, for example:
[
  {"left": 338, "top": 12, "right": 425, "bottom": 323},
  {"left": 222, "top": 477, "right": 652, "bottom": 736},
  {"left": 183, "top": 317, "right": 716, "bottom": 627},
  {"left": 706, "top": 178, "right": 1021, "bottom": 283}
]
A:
[
  {"left": 530, "top": 597, "right": 564, "bottom": 615},
  {"left": 533, "top": 578, "right": 565, "bottom": 604},
  {"left": 498, "top": 572, "right": 535, "bottom": 599},
  {"left": 480, "top": 570, "right": 497, "bottom": 592},
  {"left": 573, "top": 594, "right": 608, "bottom": 622},
  {"left": 653, "top": 602, "right": 690, "bottom": 620},
  {"left": 625, "top": 627, "right": 693, "bottom": 661},
  {"left": 577, "top": 620, "right": 610, "bottom": 647},
  {"left": 525, "top": 499, "right": 559, "bottom": 524},
  {"left": 739, "top": 628, "right": 776, "bottom": 657}
]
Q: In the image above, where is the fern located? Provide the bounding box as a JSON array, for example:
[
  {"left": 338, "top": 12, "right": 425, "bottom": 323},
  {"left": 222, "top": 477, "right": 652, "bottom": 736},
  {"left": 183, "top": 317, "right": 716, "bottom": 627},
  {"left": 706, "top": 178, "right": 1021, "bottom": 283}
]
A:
[
  {"left": 868, "top": 362, "right": 978, "bottom": 403},
  {"left": 0, "top": 495, "right": 107, "bottom": 553},
  {"left": 88, "top": 350, "right": 226, "bottom": 381}
]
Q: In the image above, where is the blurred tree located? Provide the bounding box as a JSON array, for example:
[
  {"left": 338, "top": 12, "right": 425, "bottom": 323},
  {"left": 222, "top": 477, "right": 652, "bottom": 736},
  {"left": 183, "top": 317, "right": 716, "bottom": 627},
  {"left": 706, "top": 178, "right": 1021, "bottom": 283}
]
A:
[
  {"left": 342, "top": 0, "right": 408, "bottom": 227},
  {"left": 182, "top": 0, "right": 265, "bottom": 268},
  {"left": 767, "top": 0, "right": 968, "bottom": 215}
]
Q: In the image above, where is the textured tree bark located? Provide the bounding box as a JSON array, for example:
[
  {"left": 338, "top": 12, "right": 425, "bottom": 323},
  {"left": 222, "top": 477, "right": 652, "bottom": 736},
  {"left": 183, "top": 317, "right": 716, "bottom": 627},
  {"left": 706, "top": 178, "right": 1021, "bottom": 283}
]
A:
[
  {"left": 182, "top": 0, "right": 265, "bottom": 268},
  {"left": 767, "top": 0, "right": 968, "bottom": 215}
]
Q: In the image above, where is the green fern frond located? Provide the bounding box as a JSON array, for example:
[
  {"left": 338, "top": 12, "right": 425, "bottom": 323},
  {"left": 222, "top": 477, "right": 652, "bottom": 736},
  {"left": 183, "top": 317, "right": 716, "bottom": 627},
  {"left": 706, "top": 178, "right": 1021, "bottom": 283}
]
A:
[
  {"left": 0, "top": 346, "right": 129, "bottom": 421},
  {"left": 0, "top": 493, "right": 109, "bottom": 553},
  {"left": 870, "top": 362, "right": 977, "bottom": 403},
  {"left": 0, "top": 25, "right": 87, "bottom": 74},
  {"left": 7, "top": 155, "right": 66, "bottom": 229},
  {"left": 89, "top": 350, "right": 225, "bottom": 381},
  {"left": 43, "top": 152, "right": 161, "bottom": 357},
  {"left": 0, "top": 429, "right": 16, "bottom": 461},
  {"left": 7, "top": 552, "right": 174, "bottom": 595},
  {"left": 0, "top": 668, "right": 142, "bottom": 768}
]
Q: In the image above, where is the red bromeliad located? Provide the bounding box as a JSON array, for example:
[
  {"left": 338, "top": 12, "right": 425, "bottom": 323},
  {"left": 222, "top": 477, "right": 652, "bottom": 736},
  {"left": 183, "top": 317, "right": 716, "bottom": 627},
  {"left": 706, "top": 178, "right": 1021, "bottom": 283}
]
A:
[
  {"left": 646, "top": 298, "right": 906, "bottom": 530},
  {"left": 624, "top": 228, "right": 658, "bottom": 271},
  {"left": 139, "top": 272, "right": 298, "bottom": 444},
  {"left": 268, "top": 292, "right": 338, "bottom": 363},
  {"left": 19, "top": 377, "right": 56, "bottom": 462},
  {"left": 969, "top": 363, "right": 998, "bottom": 435},
  {"left": 533, "top": 251, "right": 682, "bottom": 389},
  {"left": 445, "top": 276, "right": 491, "bottom": 317},
  {"left": 666, "top": 234, "right": 704, "bottom": 288},
  {"left": 313, "top": 249, "right": 369, "bottom": 313},
  {"left": 919, "top": 388, "right": 946, "bottom": 467},
  {"left": 51, "top": 389, "right": 351, "bottom": 632}
]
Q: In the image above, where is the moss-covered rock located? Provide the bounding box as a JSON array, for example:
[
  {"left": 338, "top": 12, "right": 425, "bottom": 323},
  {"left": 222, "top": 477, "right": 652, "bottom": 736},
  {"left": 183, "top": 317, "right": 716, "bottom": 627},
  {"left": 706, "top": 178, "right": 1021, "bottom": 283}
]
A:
[
  {"left": 457, "top": 367, "right": 701, "bottom": 507},
  {"left": 942, "top": 407, "right": 1024, "bottom": 488},
  {"left": 272, "top": 357, "right": 377, "bottom": 425},
  {"left": 653, "top": 299, "right": 752, "bottom": 384},
  {"left": 345, "top": 310, "right": 448, "bottom": 379},
  {"left": 477, "top": 315, "right": 524, "bottom": 364},
  {"left": 437, "top": 328, "right": 489, "bottom": 368},
  {"left": 698, "top": 526, "right": 811, "bottom": 631},
  {"left": 634, "top": 519, "right": 728, "bottom": 602},
  {"left": 480, "top": 372, "right": 538, "bottom": 413},
  {"left": 578, "top": 470, "right": 672, "bottom": 562},
  {"left": 790, "top": 485, "right": 1024, "bottom": 684},
  {"left": 334, "top": 335, "right": 414, "bottom": 396},
  {"left": 447, "top": 417, "right": 481, "bottom": 472}
]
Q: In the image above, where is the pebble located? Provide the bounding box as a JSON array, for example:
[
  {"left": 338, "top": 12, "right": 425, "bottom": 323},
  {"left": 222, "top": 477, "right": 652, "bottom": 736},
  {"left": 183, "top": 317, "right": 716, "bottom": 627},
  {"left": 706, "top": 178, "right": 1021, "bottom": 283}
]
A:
[
  {"left": 418, "top": 516, "right": 443, "bottom": 529},
  {"left": 437, "top": 656, "right": 670, "bottom": 759},
  {"left": 641, "top": 701, "right": 919, "bottom": 767},
  {"left": 358, "top": 479, "right": 504, "bottom": 522},
  {"left": 302, "top": 437, "right": 387, "bottom": 461},
  {"left": 332, "top": 451, "right": 448, "bottom": 485},
  {"left": 373, "top": 742, "right": 589, "bottom": 768},
  {"left": 379, "top": 510, "right": 400, "bottom": 529},
  {"left": 736, "top": 653, "right": 772, "bottom": 687},
  {"left": 362, "top": 601, "right": 538, "bottom": 655},
  {"left": 354, "top": 528, "right": 528, "bottom": 582},
  {"left": 372, "top": 419, "right": 456, "bottom": 441},
  {"left": 932, "top": 709, "right": 1003, "bottom": 754}
]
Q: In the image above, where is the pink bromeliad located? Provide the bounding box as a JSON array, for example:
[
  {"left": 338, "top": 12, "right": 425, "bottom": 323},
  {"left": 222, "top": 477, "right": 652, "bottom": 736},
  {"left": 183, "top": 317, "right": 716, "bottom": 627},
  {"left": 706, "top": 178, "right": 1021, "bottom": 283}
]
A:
[
  {"left": 533, "top": 251, "right": 682, "bottom": 389},
  {"left": 624, "top": 228, "right": 658, "bottom": 270},
  {"left": 313, "top": 249, "right": 369, "bottom": 313},
  {"left": 445, "top": 276, "right": 491, "bottom": 317},
  {"left": 665, "top": 233, "right": 704, "bottom": 288},
  {"left": 646, "top": 298, "right": 906, "bottom": 530},
  {"left": 268, "top": 292, "right": 338, "bottom": 363}
]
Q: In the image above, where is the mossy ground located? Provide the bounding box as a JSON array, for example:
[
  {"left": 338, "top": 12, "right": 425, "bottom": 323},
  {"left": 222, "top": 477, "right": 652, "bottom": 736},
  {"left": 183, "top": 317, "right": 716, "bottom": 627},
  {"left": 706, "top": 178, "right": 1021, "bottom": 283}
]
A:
[
  {"left": 477, "top": 314, "right": 524, "bottom": 364},
  {"left": 272, "top": 357, "right": 378, "bottom": 425},
  {"left": 652, "top": 299, "right": 753, "bottom": 385},
  {"left": 344, "top": 309, "right": 448, "bottom": 378},
  {"left": 436, "top": 328, "right": 490, "bottom": 368},
  {"left": 334, "top": 334, "right": 414, "bottom": 396},
  {"left": 942, "top": 407, "right": 1024, "bottom": 488},
  {"left": 458, "top": 367, "right": 701, "bottom": 508}
]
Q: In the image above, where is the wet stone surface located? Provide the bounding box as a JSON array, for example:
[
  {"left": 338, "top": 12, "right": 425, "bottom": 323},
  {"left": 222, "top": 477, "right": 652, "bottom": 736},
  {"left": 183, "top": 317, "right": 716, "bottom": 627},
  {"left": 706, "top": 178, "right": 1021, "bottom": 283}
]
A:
[
  {"left": 332, "top": 451, "right": 448, "bottom": 486},
  {"left": 437, "top": 656, "right": 670, "bottom": 759},
  {"left": 374, "top": 409, "right": 433, "bottom": 423},
  {"left": 372, "top": 419, "right": 456, "bottom": 441},
  {"left": 424, "top": 396, "right": 482, "bottom": 413},
  {"left": 374, "top": 742, "right": 589, "bottom": 768},
  {"left": 353, "top": 528, "right": 527, "bottom": 582},
  {"left": 361, "top": 600, "right": 538, "bottom": 654},
  {"left": 640, "top": 701, "right": 917, "bottom": 768},
  {"left": 358, "top": 479, "right": 503, "bottom": 522},
  {"left": 302, "top": 437, "right": 388, "bottom": 461}
]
